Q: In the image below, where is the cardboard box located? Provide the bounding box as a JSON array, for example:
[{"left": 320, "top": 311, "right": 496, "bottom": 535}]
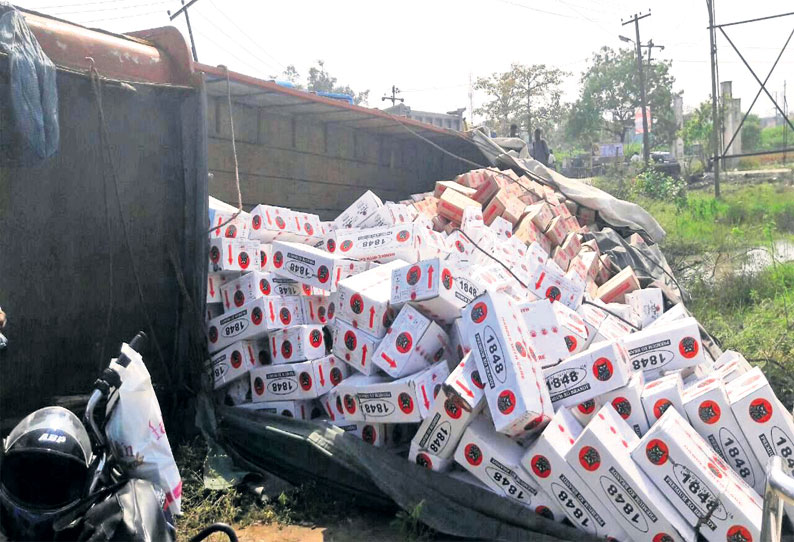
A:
[
  {"left": 551, "top": 302, "right": 590, "bottom": 355},
  {"left": 208, "top": 238, "right": 261, "bottom": 273},
  {"left": 207, "top": 296, "right": 304, "bottom": 353},
  {"left": 566, "top": 405, "right": 695, "bottom": 542},
  {"left": 641, "top": 372, "right": 685, "bottom": 425},
  {"left": 524, "top": 202, "right": 554, "bottom": 232},
  {"left": 333, "top": 190, "right": 383, "bottom": 230},
  {"left": 448, "top": 318, "right": 470, "bottom": 362},
  {"left": 445, "top": 353, "right": 486, "bottom": 410},
  {"left": 620, "top": 317, "right": 705, "bottom": 378},
  {"left": 461, "top": 291, "right": 553, "bottom": 438},
  {"left": 335, "top": 259, "right": 408, "bottom": 338},
  {"left": 390, "top": 258, "right": 481, "bottom": 325},
  {"left": 372, "top": 304, "right": 449, "bottom": 378},
  {"left": 472, "top": 173, "right": 509, "bottom": 204},
  {"left": 514, "top": 213, "right": 545, "bottom": 246},
  {"left": 332, "top": 319, "right": 382, "bottom": 376},
  {"left": 599, "top": 371, "right": 650, "bottom": 437},
  {"left": 219, "top": 271, "right": 300, "bottom": 311},
  {"left": 259, "top": 243, "right": 274, "bottom": 273},
  {"left": 438, "top": 188, "right": 481, "bottom": 225},
  {"left": 683, "top": 376, "right": 765, "bottom": 494},
  {"left": 518, "top": 299, "right": 570, "bottom": 368},
  {"left": 301, "top": 294, "right": 336, "bottom": 326},
  {"left": 631, "top": 408, "right": 763, "bottom": 542},
  {"left": 544, "top": 216, "right": 567, "bottom": 247},
  {"left": 235, "top": 399, "right": 315, "bottom": 420},
  {"left": 207, "top": 272, "right": 227, "bottom": 303},
  {"left": 728, "top": 367, "right": 794, "bottom": 483},
  {"left": 250, "top": 355, "right": 349, "bottom": 402},
  {"left": 526, "top": 261, "right": 584, "bottom": 310},
  {"left": 209, "top": 210, "right": 250, "bottom": 240},
  {"left": 596, "top": 266, "right": 640, "bottom": 304},
  {"left": 543, "top": 340, "right": 632, "bottom": 409},
  {"left": 332, "top": 417, "right": 389, "bottom": 447},
  {"left": 522, "top": 409, "right": 628, "bottom": 539},
  {"left": 209, "top": 339, "right": 265, "bottom": 390},
  {"left": 271, "top": 240, "right": 368, "bottom": 292},
  {"left": 482, "top": 189, "right": 524, "bottom": 226},
  {"left": 324, "top": 224, "right": 422, "bottom": 263},
  {"left": 412, "top": 196, "right": 439, "bottom": 220},
  {"left": 269, "top": 325, "right": 326, "bottom": 364},
  {"left": 715, "top": 357, "right": 753, "bottom": 384},
  {"left": 569, "top": 397, "right": 601, "bottom": 427},
  {"left": 206, "top": 302, "right": 223, "bottom": 323},
  {"left": 434, "top": 180, "right": 477, "bottom": 199},
  {"left": 646, "top": 302, "right": 690, "bottom": 329},
  {"left": 248, "top": 204, "right": 295, "bottom": 242},
  {"left": 454, "top": 417, "right": 563, "bottom": 516},
  {"left": 331, "top": 374, "right": 390, "bottom": 421},
  {"left": 625, "top": 287, "right": 664, "bottom": 328},
  {"left": 578, "top": 302, "right": 633, "bottom": 345}
]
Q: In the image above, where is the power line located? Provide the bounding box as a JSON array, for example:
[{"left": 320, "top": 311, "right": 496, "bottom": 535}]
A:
[
  {"left": 206, "top": 0, "right": 286, "bottom": 71},
  {"left": 193, "top": 29, "right": 276, "bottom": 77},
  {"left": 47, "top": 0, "right": 172, "bottom": 16},
  {"left": 78, "top": 7, "right": 169, "bottom": 24},
  {"left": 492, "top": 0, "right": 579, "bottom": 19}
]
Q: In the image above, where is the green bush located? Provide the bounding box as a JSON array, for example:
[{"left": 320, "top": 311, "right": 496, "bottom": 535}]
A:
[{"left": 632, "top": 168, "right": 687, "bottom": 206}]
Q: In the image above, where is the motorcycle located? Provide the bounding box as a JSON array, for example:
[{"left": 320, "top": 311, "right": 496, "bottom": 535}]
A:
[{"left": 0, "top": 332, "right": 237, "bottom": 542}]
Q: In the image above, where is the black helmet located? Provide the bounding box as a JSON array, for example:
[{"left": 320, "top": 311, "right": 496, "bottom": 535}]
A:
[{"left": 0, "top": 406, "right": 92, "bottom": 540}]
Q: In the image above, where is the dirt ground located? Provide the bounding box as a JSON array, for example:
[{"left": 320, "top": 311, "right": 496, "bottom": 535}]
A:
[{"left": 235, "top": 512, "right": 407, "bottom": 542}]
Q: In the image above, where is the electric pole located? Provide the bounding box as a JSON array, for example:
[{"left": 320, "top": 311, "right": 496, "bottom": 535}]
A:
[
  {"left": 646, "top": 39, "right": 665, "bottom": 66},
  {"left": 706, "top": 0, "right": 720, "bottom": 197},
  {"left": 622, "top": 11, "right": 652, "bottom": 166},
  {"left": 168, "top": 0, "right": 202, "bottom": 62},
  {"left": 381, "top": 85, "right": 404, "bottom": 107}
]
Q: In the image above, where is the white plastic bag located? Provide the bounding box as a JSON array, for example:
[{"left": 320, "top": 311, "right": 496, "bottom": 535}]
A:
[{"left": 105, "top": 343, "right": 182, "bottom": 514}]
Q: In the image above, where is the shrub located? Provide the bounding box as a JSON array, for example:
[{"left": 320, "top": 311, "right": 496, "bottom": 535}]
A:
[{"left": 632, "top": 168, "right": 687, "bottom": 206}]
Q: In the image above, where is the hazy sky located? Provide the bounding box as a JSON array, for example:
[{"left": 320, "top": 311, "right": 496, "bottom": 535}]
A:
[{"left": 20, "top": 0, "right": 794, "bottom": 121}]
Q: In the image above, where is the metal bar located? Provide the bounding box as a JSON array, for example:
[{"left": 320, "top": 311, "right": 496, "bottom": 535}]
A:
[
  {"left": 721, "top": 25, "right": 794, "bottom": 158},
  {"left": 719, "top": 28, "right": 794, "bottom": 134},
  {"left": 710, "top": 10, "right": 794, "bottom": 29},
  {"left": 169, "top": 0, "right": 202, "bottom": 21},
  {"left": 707, "top": 0, "right": 720, "bottom": 197},
  {"left": 720, "top": 147, "right": 794, "bottom": 160},
  {"left": 761, "top": 456, "right": 794, "bottom": 542}
]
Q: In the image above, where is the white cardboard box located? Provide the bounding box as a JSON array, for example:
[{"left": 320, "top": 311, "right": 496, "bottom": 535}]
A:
[
  {"left": 235, "top": 399, "right": 315, "bottom": 420},
  {"left": 372, "top": 304, "right": 449, "bottom": 378},
  {"left": 248, "top": 204, "right": 295, "bottom": 242},
  {"left": 578, "top": 302, "right": 634, "bottom": 345},
  {"left": 324, "top": 223, "right": 423, "bottom": 263},
  {"left": 543, "top": 340, "right": 632, "bottom": 409},
  {"left": 208, "top": 238, "right": 261, "bottom": 273},
  {"left": 682, "top": 376, "right": 765, "bottom": 494},
  {"left": 331, "top": 374, "right": 390, "bottom": 421},
  {"left": 219, "top": 271, "right": 302, "bottom": 311},
  {"left": 551, "top": 301, "right": 590, "bottom": 355},
  {"left": 598, "top": 371, "right": 650, "bottom": 437},
  {"left": 526, "top": 261, "right": 584, "bottom": 310},
  {"left": 521, "top": 409, "right": 628, "bottom": 539},
  {"left": 207, "top": 272, "right": 227, "bottom": 303},
  {"left": 301, "top": 294, "right": 336, "bottom": 326},
  {"left": 641, "top": 372, "right": 685, "bottom": 425},
  {"left": 631, "top": 408, "right": 763, "bottom": 542},
  {"left": 625, "top": 287, "right": 664, "bottom": 328},
  {"left": 566, "top": 405, "right": 695, "bottom": 542},
  {"left": 461, "top": 291, "right": 553, "bottom": 439},
  {"left": 269, "top": 325, "right": 327, "bottom": 364},
  {"left": 209, "top": 339, "right": 266, "bottom": 390},
  {"left": 335, "top": 259, "right": 407, "bottom": 338},
  {"left": 332, "top": 319, "right": 382, "bottom": 376},
  {"left": 271, "top": 240, "right": 368, "bottom": 292},
  {"left": 250, "top": 355, "right": 348, "bottom": 402},
  {"left": 206, "top": 296, "right": 304, "bottom": 353},
  {"left": 518, "top": 299, "right": 570, "bottom": 368},
  {"left": 620, "top": 317, "right": 705, "bottom": 378},
  {"left": 333, "top": 190, "right": 383, "bottom": 229}
]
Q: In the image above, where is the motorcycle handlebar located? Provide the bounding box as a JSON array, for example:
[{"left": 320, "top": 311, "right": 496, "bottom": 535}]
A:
[{"left": 117, "top": 331, "right": 147, "bottom": 368}]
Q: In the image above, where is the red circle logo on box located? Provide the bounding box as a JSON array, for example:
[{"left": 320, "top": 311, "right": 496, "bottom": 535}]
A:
[
  {"left": 464, "top": 443, "right": 483, "bottom": 466},
  {"left": 361, "top": 425, "right": 376, "bottom": 444},
  {"left": 326, "top": 239, "right": 336, "bottom": 253},
  {"left": 578, "top": 400, "right": 596, "bottom": 415},
  {"left": 275, "top": 216, "right": 286, "bottom": 230},
  {"left": 318, "top": 306, "right": 327, "bottom": 323},
  {"left": 344, "top": 330, "right": 357, "bottom": 351},
  {"left": 434, "top": 348, "right": 444, "bottom": 362},
  {"left": 254, "top": 377, "right": 265, "bottom": 396},
  {"left": 749, "top": 398, "right": 773, "bottom": 423},
  {"left": 708, "top": 462, "right": 723, "bottom": 478},
  {"left": 646, "top": 439, "right": 669, "bottom": 465},
  {"left": 545, "top": 286, "right": 561, "bottom": 302},
  {"left": 252, "top": 215, "right": 261, "bottom": 230},
  {"left": 328, "top": 302, "right": 336, "bottom": 320},
  {"left": 471, "top": 302, "right": 488, "bottom": 324},
  {"left": 396, "top": 332, "right": 413, "bottom": 354},
  {"left": 445, "top": 398, "right": 462, "bottom": 419},
  {"left": 679, "top": 336, "right": 699, "bottom": 359},
  {"left": 579, "top": 445, "right": 601, "bottom": 471},
  {"left": 231, "top": 350, "right": 243, "bottom": 369},
  {"left": 530, "top": 455, "right": 552, "bottom": 478},
  {"left": 441, "top": 268, "right": 453, "bottom": 290},
  {"left": 699, "top": 400, "right": 721, "bottom": 425},
  {"left": 350, "top": 293, "right": 364, "bottom": 314},
  {"left": 302, "top": 284, "right": 312, "bottom": 295},
  {"left": 497, "top": 390, "right": 516, "bottom": 415},
  {"left": 279, "top": 308, "right": 291, "bottom": 325},
  {"left": 225, "top": 224, "right": 237, "bottom": 238},
  {"left": 340, "top": 240, "right": 353, "bottom": 252},
  {"left": 281, "top": 341, "right": 292, "bottom": 359},
  {"left": 726, "top": 526, "right": 752, "bottom": 542},
  {"left": 398, "top": 392, "right": 414, "bottom": 414},
  {"left": 260, "top": 250, "right": 267, "bottom": 268},
  {"left": 238, "top": 252, "right": 250, "bottom": 269},
  {"left": 317, "top": 265, "right": 329, "bottom": 283},
  {"left": 304, "top": 223, "right": 314, "bottom": 236},
  {"left": 310, "top": 329, "right": 323, "bottom": 348},
  {"left": 344, "top": 394, "right": 356, "bottom": 414},
  {"left": 652, "top": 534, "right": 674, "bottom": 542},
  {"left": 535, "top": 506, "right": 554, "bottom": 520},
  {"left": 273, "top": 251, "right": 283, "bottom": 268},
  {"left": 471, "top": 370, "right": 485, "bottom": 389},
  {"left": 406, "top": 265, "right": 421, "bottom": 285},
  {"left": 415, "top": 453, "right": 432, "bottom": 469},
  {"left": 208, "top": 326, "right": 218, "bottom": 343},
  {"left": 653, "top": 399, "right": 672, "bottom": 419},
  {"left": 396, "top": 230, "right": 410, "bottom": 243},
  {"left": 515, "top": 342, "right": 527, "bottom": 357},
  {"left": 234, "top": 290, "right": 245, "bottom": 307},
  {"left": 251, "top": 307, "right": 263, "bottom": 325},
  {"left": 612, "top": 397, "right": 632, "bottom": 419},
  {"left": 564, "top": 335, "right": 577, "bottom": 352},
  {"left": 593, "top": 357, "right": 613, "bottom": 381},
  {"left": 210, "top": 246, "right": 220, "bottom": 264},
  {"left": 330, "top": 367, "right": 343, "bottom": 386},
  {"left": 455, "top": 240, "right": 465, "bottom": 253},
  {"left": 260, "top": 279, "right": 271, "bottom": 295},
  {"left": 299, "top": 371, "right": 312, "bottom": 391}
]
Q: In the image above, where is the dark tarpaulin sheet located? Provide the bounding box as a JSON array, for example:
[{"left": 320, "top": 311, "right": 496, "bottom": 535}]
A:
[{"left": 215, "top": 405, "right": 597, "bottom": 542}]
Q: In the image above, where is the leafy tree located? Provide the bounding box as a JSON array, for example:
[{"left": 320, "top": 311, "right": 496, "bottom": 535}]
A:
[
  {"left": 567, "top": 47, "right": 678, "bottom": 147},
  {"left": 681, "top": 99, "right": 714, "bottom": 160},
  {"left": 741, "top": 114, "right": 761, "bottom": 151},
  {"left": 474, "top": 64, "right": 569, "bottom": 139},
  {"left": 760, "top": 124, "right": 793, "bottom": 150},
  {"left": 279, "top": 65, "right": 302, "bottom": 86},
  {"left": 307, "top": 60, "right": 369, "bottom": 105}
]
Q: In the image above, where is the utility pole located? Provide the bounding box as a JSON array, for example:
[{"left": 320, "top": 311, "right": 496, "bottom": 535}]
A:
[
  {"left": 623, "top": 11, "right": 652, "bottom": 166},
  {"left": 646, "top": 39, "right": 665, "bottom": 66},
  {"left": 168, "top": 0, "right": 202, "bottom": 62},
  {"left": 785, "top": 80, "right": 789, "bottom": 164},
  {"left": 381, "top": 85, "right": 404, "bottom": 107},
  {"left": 706, "top": 0, "right": 721, "bottom": 197}
]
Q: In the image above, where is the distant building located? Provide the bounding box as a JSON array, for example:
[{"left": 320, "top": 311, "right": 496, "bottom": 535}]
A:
[{"left": 383, "top": 103, "right": 466, "bottom": 131}]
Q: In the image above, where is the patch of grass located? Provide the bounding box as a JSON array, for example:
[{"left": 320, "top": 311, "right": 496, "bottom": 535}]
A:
[{"left": 391, "top": 501, "right": 435, "bottom": 542}]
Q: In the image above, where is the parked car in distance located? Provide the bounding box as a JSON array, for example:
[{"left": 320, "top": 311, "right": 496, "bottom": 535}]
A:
[{"left": 651, "top": 151, "right": 682, "bottom": 177}]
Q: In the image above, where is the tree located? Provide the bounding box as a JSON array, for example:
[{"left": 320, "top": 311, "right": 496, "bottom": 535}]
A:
[
  {"left": 306, "top": 60, "right": 369, "bottom": 105},
  {"left": 567, "top": 47, "right": 678, "bottom": 147},
  {"left": 680, "top": 99, "right": 713, "bottom": 162},
  {"left": 279, "top": 65, "right": 302, "bottom": 87},
  {"left": 474, "top": 64, "right": 569, "bottom": 138},
  {"left": 741, "top": 114, "right": 761, "bottom": 151}
]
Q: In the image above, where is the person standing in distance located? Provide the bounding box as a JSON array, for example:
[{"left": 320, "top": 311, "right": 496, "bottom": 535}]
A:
[{"left": 531, "top": 128, "right": 550, "bottom": 167}]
